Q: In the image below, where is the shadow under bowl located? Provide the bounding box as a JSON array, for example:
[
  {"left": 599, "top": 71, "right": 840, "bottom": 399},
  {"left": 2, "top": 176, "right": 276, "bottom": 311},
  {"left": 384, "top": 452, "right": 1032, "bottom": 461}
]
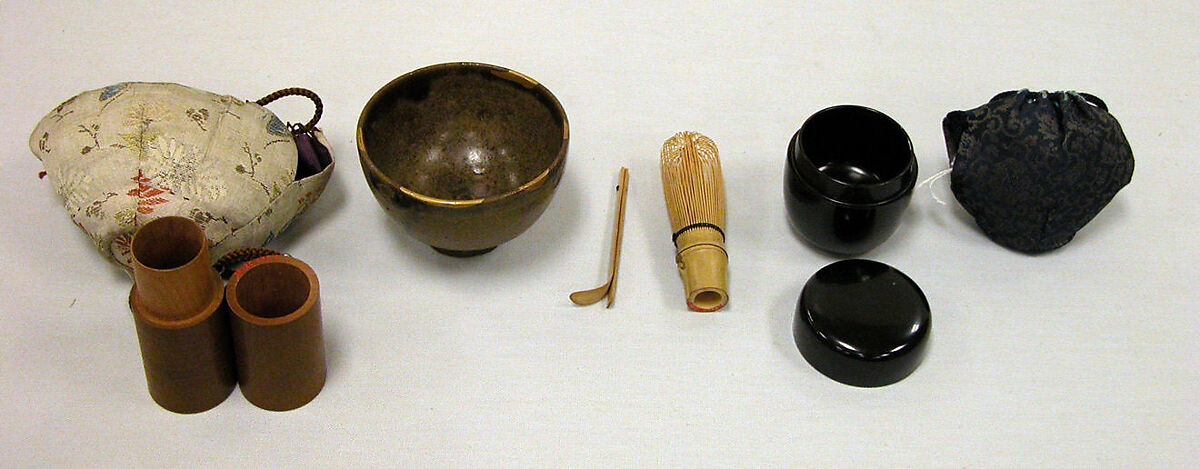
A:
[{"left": 357, "top": 62, "right": 569, "bottom": 256}]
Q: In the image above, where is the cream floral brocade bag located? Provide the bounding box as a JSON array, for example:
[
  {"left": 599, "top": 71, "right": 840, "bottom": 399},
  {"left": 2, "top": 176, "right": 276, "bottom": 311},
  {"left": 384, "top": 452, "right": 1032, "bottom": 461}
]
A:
[{"left": 29, "top": 82, "right": 334, "bottom": 270}]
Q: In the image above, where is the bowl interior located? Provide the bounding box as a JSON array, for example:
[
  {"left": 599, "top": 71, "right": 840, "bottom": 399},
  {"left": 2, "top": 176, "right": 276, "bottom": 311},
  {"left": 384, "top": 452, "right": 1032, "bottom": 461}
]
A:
[
  {"left": 361, "top": 65, "right": 565, "bottom": 201},
  {"left": 798, "top": 106, "right": 910, "bottom": 185}
]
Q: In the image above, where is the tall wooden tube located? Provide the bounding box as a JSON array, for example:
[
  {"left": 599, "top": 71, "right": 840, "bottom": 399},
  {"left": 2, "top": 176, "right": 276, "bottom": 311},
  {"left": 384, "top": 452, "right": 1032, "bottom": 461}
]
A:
[
  {"left": 227, "top": 255, "right": 326, "bottom": 411},
  {"left": 128, "top": 216, "right": 236, "bottom": 413}
]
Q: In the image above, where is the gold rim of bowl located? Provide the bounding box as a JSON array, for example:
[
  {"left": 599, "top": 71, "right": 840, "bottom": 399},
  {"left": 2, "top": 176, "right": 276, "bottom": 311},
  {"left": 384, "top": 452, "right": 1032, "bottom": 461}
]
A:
[{"left": 356, "top": 62, "right": 569, "bottom": 208}]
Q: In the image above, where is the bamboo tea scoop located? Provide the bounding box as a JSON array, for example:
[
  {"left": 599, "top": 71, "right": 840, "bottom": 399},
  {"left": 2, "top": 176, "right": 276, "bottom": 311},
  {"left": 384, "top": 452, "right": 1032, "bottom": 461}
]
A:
[{"left": 570, "top": 167, "right": 630, "bottom": 307}]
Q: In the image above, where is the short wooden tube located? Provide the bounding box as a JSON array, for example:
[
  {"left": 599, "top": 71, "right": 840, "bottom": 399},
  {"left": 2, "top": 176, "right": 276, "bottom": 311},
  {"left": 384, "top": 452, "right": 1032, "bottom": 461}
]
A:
[{"left": 227, "top": 256, "right": 326, "bottom": 411}]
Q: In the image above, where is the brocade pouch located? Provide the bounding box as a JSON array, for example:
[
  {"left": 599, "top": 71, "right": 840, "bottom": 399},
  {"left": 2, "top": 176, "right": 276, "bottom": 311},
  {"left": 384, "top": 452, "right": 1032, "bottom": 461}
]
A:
[
  {"left": 942, "top": 90, "right": 1134, "bottom": 253},
  {"left": 29, "top": 82, "right": 334, "bottom": 269}
]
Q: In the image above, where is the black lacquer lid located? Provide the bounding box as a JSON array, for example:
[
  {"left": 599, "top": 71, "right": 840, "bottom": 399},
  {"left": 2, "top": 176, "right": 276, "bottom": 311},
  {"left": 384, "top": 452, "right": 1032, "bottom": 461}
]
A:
[{"left": 793, "top": 259, "right": 930, "bottom": 387}]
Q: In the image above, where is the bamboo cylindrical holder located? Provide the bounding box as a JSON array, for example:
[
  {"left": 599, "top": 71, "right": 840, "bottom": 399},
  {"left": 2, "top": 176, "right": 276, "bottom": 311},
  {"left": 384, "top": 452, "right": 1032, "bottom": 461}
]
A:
[
  {"left": 227, "top": 255, "right": 326, "bottom": 411},
  {"left": 128, "top": 216, "right": 236, "bottom": 414}
]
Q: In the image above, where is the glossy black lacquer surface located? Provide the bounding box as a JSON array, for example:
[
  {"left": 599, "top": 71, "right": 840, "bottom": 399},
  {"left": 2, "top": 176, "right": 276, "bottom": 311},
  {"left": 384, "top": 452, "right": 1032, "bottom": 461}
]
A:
[
  {"left": 785, "top": 105, "right": 916, "bottom": 255},
  {"left": 794, "top": 259, "right": 930, "bottom": 387}
]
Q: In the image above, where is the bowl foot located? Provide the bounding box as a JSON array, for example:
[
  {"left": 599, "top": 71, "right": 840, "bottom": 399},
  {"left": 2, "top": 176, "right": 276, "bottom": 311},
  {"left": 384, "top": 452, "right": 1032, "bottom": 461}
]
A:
[{"left": 431, "top": 246, "right": 497, "bottom": 257}]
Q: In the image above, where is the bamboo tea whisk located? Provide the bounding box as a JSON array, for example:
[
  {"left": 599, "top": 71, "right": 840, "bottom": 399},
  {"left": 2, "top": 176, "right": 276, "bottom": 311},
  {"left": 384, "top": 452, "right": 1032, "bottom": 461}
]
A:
[{"left": 660, "top": 131, "right": 728, "bottom": 312}]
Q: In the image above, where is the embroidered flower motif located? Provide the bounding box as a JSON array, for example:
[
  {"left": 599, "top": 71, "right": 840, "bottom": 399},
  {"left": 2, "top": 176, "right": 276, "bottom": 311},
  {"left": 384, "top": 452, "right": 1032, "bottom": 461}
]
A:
[
  {"left": 49, "top": 96, "right": 77, "bottom": 122},
  {"left": 84, "top": 192, "right": 119, "bottom": 218},
  {"left": 99, "top": 83, "right": 129, "bottom": 100},
  {"left": 56, "top": 170, "right": 97, "bottom": 213},
  {"left": 38, "top": 132, "right": 51, "bottom": 153},
  {"left": 234, "top": 142, "right": 277, "bottom": 197},
  {"left": 148, "top": 137, "right": 197, "bottom": 184},
  {"left": 128, "top": 174, "right": 172, "bottom": 214},
  {"left": 186, "top": 108, "right": 210, "bottom": 131},
  {"left": 214, "top": 94, "right": 244, "bottom": 118},
  {"left": 114, "top": 207, "right": 137, "bottom": 226},
  {"left": 123, "top": 102, "right": 168, "bottom": 127},
  {"left": 189, "top": 208, "right": 230, "bottom": 226},
  {"left": 144, "top": 137, "right": 227, "bottom": 202},
  {"left": 111, "top": 233, "right": 133, "bottom": 260},
  {"left": 267, "top": 115, "right": 289, "bottom": 136},
  {"left": 115, "top": 103, "right": 168, "bottom": 153},
  {"left": 77, "top": 123, "right": 101, "bottom": 154}
]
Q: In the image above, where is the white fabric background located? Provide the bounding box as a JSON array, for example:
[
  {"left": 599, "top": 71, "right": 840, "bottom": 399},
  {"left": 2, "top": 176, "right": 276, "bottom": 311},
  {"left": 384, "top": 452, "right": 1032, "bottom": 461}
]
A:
[{"left": 2, "top": 1, "right": 1196, "bottom": 466}]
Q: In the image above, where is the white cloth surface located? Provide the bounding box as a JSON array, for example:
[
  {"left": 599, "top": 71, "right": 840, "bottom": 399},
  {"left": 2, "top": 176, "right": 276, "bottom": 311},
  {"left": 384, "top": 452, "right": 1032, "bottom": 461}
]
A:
[{"left": 1, "top": 1, "right": 1197, "bottom": 466}]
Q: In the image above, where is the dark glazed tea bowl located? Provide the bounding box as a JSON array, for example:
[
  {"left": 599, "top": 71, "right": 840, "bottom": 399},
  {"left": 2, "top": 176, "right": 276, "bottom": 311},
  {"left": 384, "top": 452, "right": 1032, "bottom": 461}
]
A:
[
  {"left": 358, "top": 63, "right": 569, "bottom": 256},
  {"left": 785, "top": 105, "right": 917, "bottom": 255}
]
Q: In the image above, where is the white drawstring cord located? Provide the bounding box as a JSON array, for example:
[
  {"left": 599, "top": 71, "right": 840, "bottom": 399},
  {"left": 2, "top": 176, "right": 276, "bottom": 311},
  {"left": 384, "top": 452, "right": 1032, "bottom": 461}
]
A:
[{"left": 917, "top": 168, "right": 953, "bottom": 205}]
